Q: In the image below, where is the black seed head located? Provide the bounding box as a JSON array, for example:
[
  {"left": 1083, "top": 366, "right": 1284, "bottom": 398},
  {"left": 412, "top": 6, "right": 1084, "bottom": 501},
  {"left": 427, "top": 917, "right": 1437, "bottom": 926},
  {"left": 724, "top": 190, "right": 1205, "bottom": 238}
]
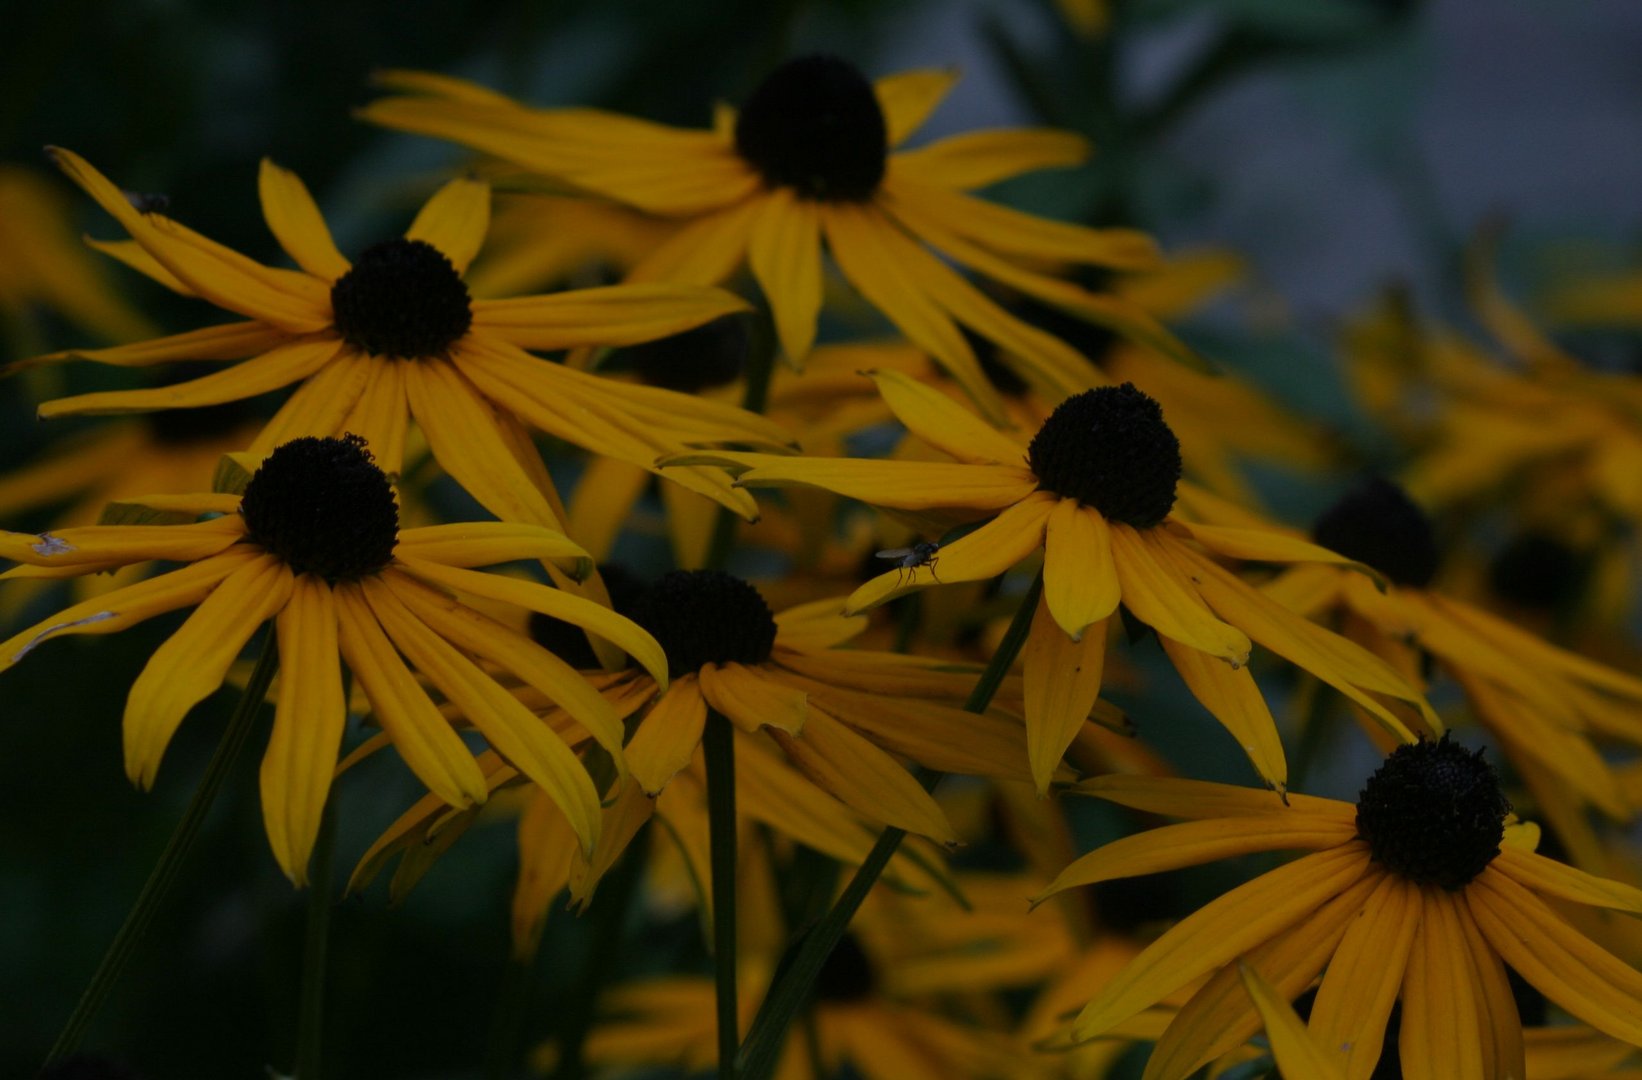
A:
[
  {"left": 330, "top": 238, "right": 472, "bottom": 358},
  {"left": 1488, "top": 531, "right": 1589, "bottom": 613},
  {"left": 620, "top": 315, "right": 748, "bottom": 393},
  {"left": 1312, "top": 478, "right": 1440, "bottom": 588},
  {"left": 529, "top": 565, "right": 647, "bottom": 669},
  {"left": 734, "top": 55, "right": 887, "bottom": 202},
  {"left": 1027, "top": 384, "right": 1181, "bottom": 527},
  {"left": 815, "top": 933, "right": 876, "bottom": 1003},
  {"left": 630, "top": 570, "right": 778, "bottom": 680},
  {"left": 240, "top": 435, "right": 398, "bottom": 581},
  {"left": 1355, "top": 735, "right": 1510, "bottom": 890}
]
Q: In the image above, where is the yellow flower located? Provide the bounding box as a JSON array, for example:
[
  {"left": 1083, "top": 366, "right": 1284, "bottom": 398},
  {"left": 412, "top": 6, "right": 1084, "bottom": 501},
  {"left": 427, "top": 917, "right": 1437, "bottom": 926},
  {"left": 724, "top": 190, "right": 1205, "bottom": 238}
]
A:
[
  {"left": 0, "top": 436, "right": 667, "bottom": 884},
  {"left": 1036, "top": 739, "right": 1642, "bottom": 1079},
  {"left": 359, "top": 59, "right": 1181, "bottom": 421},
  {"left": 23, "top": 149, "right": 787, "bottom": 528},
  {"left": 669, "top": 371, "right": 1433, "bottom": 795}
]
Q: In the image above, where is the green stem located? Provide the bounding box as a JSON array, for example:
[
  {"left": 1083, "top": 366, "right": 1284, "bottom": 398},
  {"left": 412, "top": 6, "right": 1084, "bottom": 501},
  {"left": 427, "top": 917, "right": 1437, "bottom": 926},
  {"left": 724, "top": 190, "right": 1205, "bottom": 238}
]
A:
[
  {"left": 294, "top": 797, "right": 338, "bottom": 1078},
  {"left": 735, "top": 575, "right": 1043, "bottom": 1080},
  {"left": 44, "top": 635, "right": 279, "bottom": 1066},
  {"left": 704, "top": 709, "right": 740, "bottom": 1080}
]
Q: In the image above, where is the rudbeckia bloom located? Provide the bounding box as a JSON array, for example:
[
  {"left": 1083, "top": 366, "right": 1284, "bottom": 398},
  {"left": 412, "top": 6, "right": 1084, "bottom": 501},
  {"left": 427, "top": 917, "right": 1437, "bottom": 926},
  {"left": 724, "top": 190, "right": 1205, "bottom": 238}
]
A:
[
  {"left": 1036, "top": 737, "right": 1642, "bottom": 1080},
  {"left": 0, "top": 436, "right": 667, "bottom": 883},
  {"left": 358, "top": 58, "right": 1178, "bottom": 421},
  {"left": 669, "top": 371, "right": 1433, "bottom": 794},
  {"left": 23, "top": 149, "right": 786, "bottom": 528},
  {"left": 1271, "top": 478, "right": 1642, "bottom": 870}
]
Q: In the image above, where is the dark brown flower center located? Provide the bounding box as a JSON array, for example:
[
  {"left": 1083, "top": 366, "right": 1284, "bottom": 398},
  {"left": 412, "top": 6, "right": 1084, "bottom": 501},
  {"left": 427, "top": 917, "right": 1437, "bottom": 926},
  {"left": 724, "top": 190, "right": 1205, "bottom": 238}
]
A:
[
  {"left": 330, "top": 238, "right": 472, "bottom": 358},
  {"left": 1027, "top": 384, "right": 1181, "bottom": 527},
  {"left": 240, "top": 435, "right": 398, "bottom": 581},
  {"left": 734, "top": 55, "right": 887, "bottom": 202}
]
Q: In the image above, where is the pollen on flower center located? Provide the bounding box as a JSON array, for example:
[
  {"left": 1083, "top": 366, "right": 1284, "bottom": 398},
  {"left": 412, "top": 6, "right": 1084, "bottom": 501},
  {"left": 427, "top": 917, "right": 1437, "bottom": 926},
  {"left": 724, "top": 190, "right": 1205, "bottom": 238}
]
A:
[
  {"left": 1354, "top": 735, "right": 1510, "bottom": 890},
  {"left": 620, "top": 315, "right": 748, "bottom": 393},
  {"left": 734, "top": 55, "right": 888, "bottom": 202},
  {"left": 630, "top": 570, "right": 778, "bottom": 679},
  {"left": 1026, "top": 383, "right": 1181, "bottom": 528},
  {"left": 240, "top": 435, "right": 399, "bottom": 581},
  {"left": 1311, "top": 477, "right": 1439, "bottom": 589},
  {"left": 330, "top": 238, "right": 473, "bottom": 358},
  {"left": 815, "top": 934, "right": 876, "bottom": 1003}
]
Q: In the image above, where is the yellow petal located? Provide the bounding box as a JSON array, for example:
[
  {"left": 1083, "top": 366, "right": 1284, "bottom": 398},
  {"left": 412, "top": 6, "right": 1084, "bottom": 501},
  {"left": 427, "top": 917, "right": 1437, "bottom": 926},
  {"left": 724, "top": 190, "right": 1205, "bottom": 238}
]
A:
[
  {"left": 333, "top": 582, "right": 489, "bottom": 807},
  {"left": 624, "top": 197, "right": 760, "bottom": 285},
  {"left": 844, "top": 493, "right": 1054, "bottom": 611},
  {"left": 890, "top": 128, "right": 1090, "bottom": 190},
  {"left": 474, "top": 283, "right": 751, "bottom": 350},
  {"left": 362, "top": 576, "right": 601, "bottom": 855},
  {"left": 1023, "top": 595, "right": 1106, "bottom": 794},
  {"left": 1178, "top": 521, "right": 1383, "bottom": 580},
  {"left": 1308, "top": 875, "right": 1420, "bottom": 1080},
  {"left": 263, "top": 574, "right": 347, "bottom": 884},
  {"left": 874, "top": 67, "right": 958, "bottom": 146},
  {"left": 1043, "top": 500, "right": 1121, "bottom": 638},
  {"left": 338, "top": 351, "right": 409, "bottom": 475},
  {"left": 1159, "top": 636, "right": 1287, "bottom": 793},
  {"left": 39, "top": 336, "right": 344, "bottom": 419},
  {"left": 697, "top": 662, "right": 807, "bottom": 734},
  {"left": 248, "top": 349, "right": 372, "bottom": 455},
  {"left": 0, "top": 517, "right": 243, "bottom": 568},
  {"left": 627, "top": 677, "right": 708, "bottom": 795},
  {"left": 747, "top": 186, "right": 822, "bottom": 366},
  {"left": 124, "top": 554, "right": 293, "bottom": 789},
  {"left": 1491, "top": 846, "right": 1642, "bottom": 915},
  {"left": 568, "top": 456, "right": 651, "bottom": 564},
  {"left": 395, "top": 522, "right": 590, "bottom": 578},
  {"left": 1239, "top": 963, "right": 1345, "bottom": 1080},
  {"left": 396, "top": 556, "right": 668, "bottom": 688},
  {"left": 865, "top": 369, "right": 1024, "bottom": 466},
  {"left": 0, "top": 551, "right": 255, "bottom": 670},
  {"left": 702, "top": 452, "right": 1040, "bottom": 515},
  {"left": 19, "top": 321, "right": 288, "bottom": 372},
  {"left": 406, "top": 176, "right": 489, "bottom": 274},
  {"left": 1455, "top": 886, "right": 1526, "bottom": 1080},
  {"left": 1073, "top": 773, "right": 1351, "bottom": 823},
  {"left": 1399, "top": 889, "right": 1485, "bottom": 1080},
  {"left": 258, "top": 159, "right": 350, "bottom": 281},
  {"left": 1108, "top": 524, "right": 1250, "bottom": 663}
]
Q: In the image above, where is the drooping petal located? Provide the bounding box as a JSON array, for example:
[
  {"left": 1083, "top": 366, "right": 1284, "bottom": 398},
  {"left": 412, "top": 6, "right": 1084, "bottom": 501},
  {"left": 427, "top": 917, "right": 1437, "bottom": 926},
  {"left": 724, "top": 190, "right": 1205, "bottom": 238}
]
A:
[
  {"left": 1108, "top": 524, "right": 1250, "bottom": 664},
  {"left": 626, "top": 677, "right": 708, "bottom": 795},
  {"left": 1455, "top": 889, "right": 1526, "bottom": 1080},
  {"left": 1491, "top": 846, "right": 1642, "bottom": 914},
  {"left": 746, "top": 186, "right": 822, "bottom": 365},
  {"left": 1399, "top": 889, "right": 1485, "bottom": 1080},
  {"left": 1240, "top": 964, "right": 1345, "bottom": 1080},
  {"left": 671, "top": 450, "right": 1039, "bottom": 517},
  {"left": 1073, "top": 773, "right": 1350, "bottom": 823},
  {"left": 1071, "top": 846, "right": 1370, "bottom": 1039},
  {"left": 395, "top": 522, "right": 590, "bottom": 577},
  {"left": 333, "top": 581, "right": 489, "bottom": 808},
  {"left": 123, "top": 554, "right": 293, "bottom": 789},
  {"left": 1159, "top": 636, "right": 1287, "bottom": 793},
  {"left": 1176, "top": 521, "right": 1383, "bottom": 580},
  {"left": 1023, "top": 595, "right": 1106, "bottom": 794},
  {"left": 396, "top": 556, "right": 668, "bottom": 687},
  {"left": 0, "top": 551, "right": 255, "bottom": 669},
  {"left": 866, "top": 369, "right": 1024, "bottom": 466},
  {"left": 889, "top": 128, "right": 1089, "bottom": 190},
  {"left": 697, "top": 662, "right": 807, "bottom": 734},
  {"left": 1043, "top": 500, "right": 1121, "bottom": 638},
  {"left": 1308, "top": 874, "right": 1420, "bottom": 1080},
  {"left": 0, "top": 517, "right": 244, "bottom": 568},
  {"left": 473, "top": 283, "right": 750, "bottom": 351},
  {"left": 262, "top": 574, "right": 347, "bottom": 884},
  {"left": 405, "top": 176, "right": 490, "bottom": 274},
  {"left": 38, "top": 336, "right": 345, "bottom": 419},
  {"left": 845, "top": 493, "right": 1054, "bottom": 611},
  {"left": 258, "top": 159, "right": 350, "bottom": 281},
  {"left": 16, "top": 321, "right": 289, "bottom": 372}
]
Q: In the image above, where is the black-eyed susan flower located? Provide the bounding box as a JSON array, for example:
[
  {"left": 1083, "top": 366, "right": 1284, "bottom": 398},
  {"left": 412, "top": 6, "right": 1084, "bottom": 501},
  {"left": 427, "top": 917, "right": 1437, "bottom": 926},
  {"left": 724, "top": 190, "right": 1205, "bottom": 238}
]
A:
[
  {"left": 1035, "top": 737, "right": 1642, "bottom": 1080},
  {"left": 669, "top": 372, "right": 1433, "bottom": 795},
  {"left": 1270, "top": 478, "right": 1642, "bottom": 871},
  {"left": 0, "top": 435, "right": 668, "bottom": 884},
  {"left": 21, "top": 149, "right": 788, "bottom": 529},
  {"left": 358, "top": 58, "right": 1181, "bottom": 421}
]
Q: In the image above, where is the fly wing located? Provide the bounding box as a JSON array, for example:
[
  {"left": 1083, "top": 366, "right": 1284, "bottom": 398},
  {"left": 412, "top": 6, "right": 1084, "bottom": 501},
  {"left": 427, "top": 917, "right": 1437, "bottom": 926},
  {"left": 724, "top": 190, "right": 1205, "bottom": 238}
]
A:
[{"left": 876, "top": 548, "right": 914, "bottom": 560}]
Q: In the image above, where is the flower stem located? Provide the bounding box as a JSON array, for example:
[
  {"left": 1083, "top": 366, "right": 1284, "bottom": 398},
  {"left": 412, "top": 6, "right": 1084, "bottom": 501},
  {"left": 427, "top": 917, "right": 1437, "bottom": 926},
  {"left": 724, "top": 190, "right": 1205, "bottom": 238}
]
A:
[
  {"left": 734, "top": 574, "right": 1043, "bottom": 1080},
  {"left": 43, "top": 633, "right": 279, "bottom": 1067},
  {"left": 704, "top": 708, "right": 740, "bottom": 1080},
  {"left": 295, "top": 796, "right": 338, "bottom": 1079}
]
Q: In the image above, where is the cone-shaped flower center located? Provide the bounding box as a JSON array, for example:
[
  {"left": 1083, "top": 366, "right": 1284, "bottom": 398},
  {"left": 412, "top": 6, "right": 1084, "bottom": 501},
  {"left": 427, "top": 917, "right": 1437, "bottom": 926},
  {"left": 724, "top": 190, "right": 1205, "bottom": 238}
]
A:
[
  {"left": 330, "top": 238, "right": 473, "bottom": 358},
  {"left": 1027, "top": 383, "right": 1181, "bottom": 527},
  {"left": 1311, "top": 477, "right": 1439, "bottom": 588},
  {"left": 1488, "top": 531, "right": 1588, "bottom": 613},
  {"left": 631, "top": 570, "right": 778, "bottom": 679},
  {"left": 622, "top": 315, "right": 748, "bottom": 393},
  {"left": 1355, "top": 735, "right": 1510, "bottom": 890},
  {"left": 734, "top": 55, "right": 887, "bottom": 202},
  {"left": 815, "top": 933, "right": 876, "bottom": 1003},
  {"left": 529, "top": 565, "right": 646, "bottom": 669},
  {"left": 240, "top": 435, "right": 399, "bottom": 581}
]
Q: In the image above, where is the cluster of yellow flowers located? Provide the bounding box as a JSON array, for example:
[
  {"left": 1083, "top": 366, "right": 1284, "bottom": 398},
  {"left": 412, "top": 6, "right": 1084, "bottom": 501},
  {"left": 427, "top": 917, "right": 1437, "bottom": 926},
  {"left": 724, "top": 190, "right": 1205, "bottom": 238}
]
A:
[{"left": 7, "top": 53, "right": 1642, "bottom": 1080}]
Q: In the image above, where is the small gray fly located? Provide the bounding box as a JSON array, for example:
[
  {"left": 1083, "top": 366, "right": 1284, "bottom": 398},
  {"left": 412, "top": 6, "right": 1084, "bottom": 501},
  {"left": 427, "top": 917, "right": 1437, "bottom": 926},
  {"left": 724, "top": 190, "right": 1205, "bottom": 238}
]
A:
[{"left": 875, "top": 540, "right": 941, "bottom": 584}]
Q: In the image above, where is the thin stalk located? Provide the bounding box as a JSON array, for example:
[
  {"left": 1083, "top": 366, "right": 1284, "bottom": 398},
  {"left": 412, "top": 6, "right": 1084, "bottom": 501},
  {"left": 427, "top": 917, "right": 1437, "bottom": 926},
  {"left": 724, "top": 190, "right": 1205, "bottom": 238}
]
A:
[
  {"left": 704, "top": 709, "right": 740, "bottom": 1079},
  {"left": 294, "top": 796, "right": 338, "bottom": 1078},
  {"left": 735, "top": 575, "right": 1043, "bottom": 1080},
  {"left": 44, "top": 635, "right": 279, "bottom": 1066}
]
